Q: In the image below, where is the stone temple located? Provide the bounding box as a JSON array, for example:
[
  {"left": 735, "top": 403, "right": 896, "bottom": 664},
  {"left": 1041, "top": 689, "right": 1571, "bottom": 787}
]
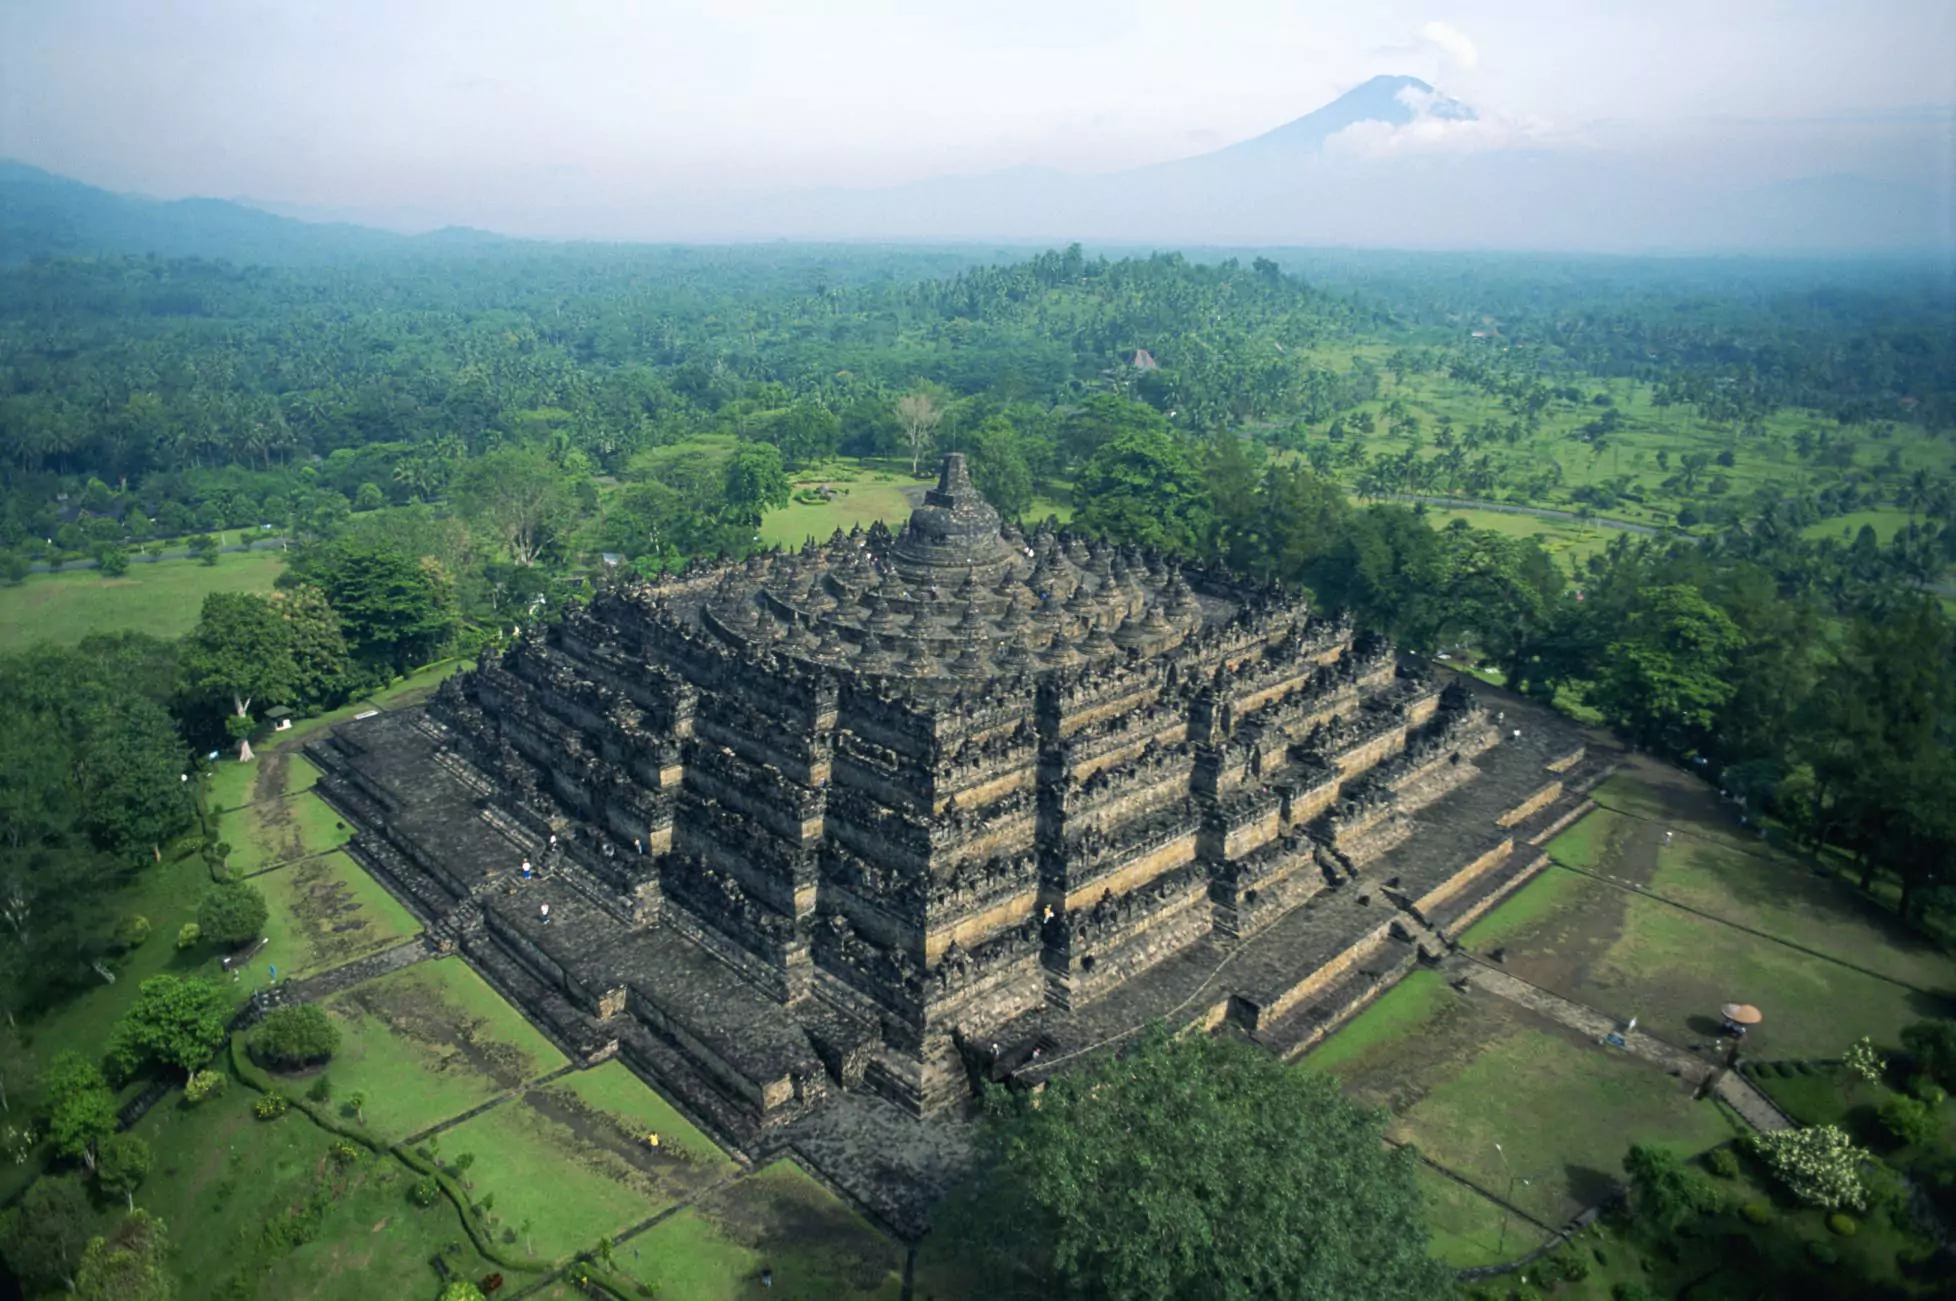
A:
[{"left": 309, "top": 454, "right": 1609, "bottom": 1230}]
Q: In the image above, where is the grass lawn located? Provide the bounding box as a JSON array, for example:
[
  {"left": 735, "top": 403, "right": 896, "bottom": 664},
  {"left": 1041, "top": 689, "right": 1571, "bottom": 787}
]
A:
[
  {"left": 616, "top": 1160, "right": 904, "bottom": 1301},
  {"left": 1309, "top": 969, "right": 1739, "bottom": 1227},
  {"left": 320, "top": 958, "right": 568, "bottom": 1141},
  {"left": 1430, "top": 508, "right": 1614, "bottom": 572},
  {"left": 1418, "top": 1164, "right": 1546, "bottom": 1268},
  {"left": 1387, "top": 1021, "right": 1740, "bottom": 1224},
  {"left": 1800, "top": 507, "right": 1919, "bottom": 545},
  {"left": 130, "top": 1079, "right": 513, "bottom": 1301},
  {"left": 1302, "top": 969, "right": 1457, "bottom": 1075},
  {"left": 762, "top": 477, "right": 918, "bottom": 548},
  {"left": 1456, "top": 865, "right": 1591, "bottom": 952},
  {"left": 556, "top": 1059, "right": 737, "bottom": 1177},
  {"left": 0, "top": 549, "right": 285, "bottom": 651},
  {"left": 226, "top": 788, "right": 354, "bottom": 874},
  {"left": 256, "top": 849, "right": 419, "bottom": 980}
]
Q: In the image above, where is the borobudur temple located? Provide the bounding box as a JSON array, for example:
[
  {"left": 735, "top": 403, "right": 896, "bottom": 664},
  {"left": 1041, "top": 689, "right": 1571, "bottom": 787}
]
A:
[{"left": 307, "top": 453, "right": 1612, "bottom": 1228}]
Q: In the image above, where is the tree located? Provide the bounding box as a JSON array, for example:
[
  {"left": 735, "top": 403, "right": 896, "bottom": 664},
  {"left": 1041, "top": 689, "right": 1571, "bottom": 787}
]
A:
[
  {"left": 0, "top": 1175, "right": 92, "bottom": 1294},
  {"left": 895, "top": 391, "right": 943, "bottom": 475},
  {"left": 966, "top": 418, "right": 1034, "bottom": 519},
  {"left": 1623, "top": 1141, "right": 1720, "bottom": 1231},
  {"left": 43, "top": 1051, "right": 118, "bottom": 1171},
  {"left": 250, "top": 1003, "right": 341, "bottom": 1070},
  {"left": 186, "top": 534, "right": 219, "bottom": 566},
  {"left": 196, "top": 882, "right": 268, "bottom": 948},
  {"left": 438, "top": 1283, "right": 488, "bottom": 1301},
  {"left": 342, "top": 1090, "right": 367, "bottom": 1124},
  {"left": 105, "top": 976, "right": 230, "bottom": 1080},
  {"left": 947, "top": 1025, "right": 1449, "bottom": 1299},
  {"left": 181, "top": 593, "right": 297, "bottom": 760},
  {"left": 722, "top": 442, "right": 790, "bottom": 527},
  {"left": 76, "top": 1209, "right": 173, "bottom": 1301},
  {"left": 1748, "top": 1125, "right": 1869, "bottom": 1211},
  {"left": 1589, "top": 584, "right": 1746, "bottom": 753},
  {"left": 96, "top": 1133, "right": 152, "bottom": 1210},
  {"left": 270, "top": 584, "right": 351, "bottom": 708},
  {"left": 1072, "top": 428, "right": 1214, "bottom": 556},
  {"left": 288, "top": 541, "right": 456, "bottom": 676},
  {"left": 450, "top": 448, "right": 578, "bottom": 567},
  {"left": 1879, "top": 1094, "right": 1938, "bottom": 1147},
  {"left": 1902, "top": 1021, "right": 1956, "bottom": 1088}
]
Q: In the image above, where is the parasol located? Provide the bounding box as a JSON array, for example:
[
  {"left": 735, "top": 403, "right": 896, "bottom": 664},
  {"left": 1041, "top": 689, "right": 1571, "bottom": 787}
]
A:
[{"left": 1721, "top": 1003, "right": 1763, "bottom": 1025}]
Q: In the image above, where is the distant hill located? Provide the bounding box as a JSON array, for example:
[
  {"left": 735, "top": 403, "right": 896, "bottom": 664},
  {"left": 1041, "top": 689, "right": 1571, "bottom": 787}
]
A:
[{"left": 0, "top": 161, "right": 508, "bottom": 265}]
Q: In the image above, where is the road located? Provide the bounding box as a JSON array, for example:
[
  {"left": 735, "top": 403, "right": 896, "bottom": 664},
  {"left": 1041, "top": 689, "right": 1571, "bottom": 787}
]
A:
[{"left": 23, "top": 534, "right": 288, "bottom": 574}]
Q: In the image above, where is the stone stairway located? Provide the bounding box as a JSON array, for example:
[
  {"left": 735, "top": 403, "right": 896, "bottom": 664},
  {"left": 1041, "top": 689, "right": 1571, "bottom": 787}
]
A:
[{"left": 283, "top": 936, "right": 434, "bottom": 1004}]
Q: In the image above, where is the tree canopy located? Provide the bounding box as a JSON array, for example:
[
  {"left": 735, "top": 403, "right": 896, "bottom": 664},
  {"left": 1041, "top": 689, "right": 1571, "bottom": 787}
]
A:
[{"left": 947, "top": 1025, "right": 1450, "bottom": 1300}]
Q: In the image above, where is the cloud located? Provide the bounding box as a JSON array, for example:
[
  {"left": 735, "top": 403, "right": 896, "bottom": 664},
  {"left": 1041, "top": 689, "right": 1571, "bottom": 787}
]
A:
[
  {"left": 1417, "top": 20, "right": 1479, "bottom": 72},
  {"left": 1324, "top": 86, "right": 1562, "bottom": 158}
]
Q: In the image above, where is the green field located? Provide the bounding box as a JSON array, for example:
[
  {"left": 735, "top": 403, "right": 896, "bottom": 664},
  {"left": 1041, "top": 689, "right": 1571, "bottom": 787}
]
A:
[
  {"left": 130, "top": 1076, "right": 510, "bottom": 1301},
  {"left": 225, "top": 787, "right": 355, "bottom": 874},
  {"left": 320, "top": 959, "right": 569, "bottom": 1140},
  {"left": 616, "top": 1161, "right": 905, "bottom": 1301},
  {"left": 1799, "top": 507, "right": 1919, "bottom": 544},
  {"left": 0, "top": 548, "right": 285, "bottom": 650},
  {"left": 1310, "top": 971, "right": 1737, "bottom": 1227},
  {"left": 1430, "top": 507, "right": 1616, "bottom": 571},
  {"left": 761, "top": 470, "right": 920, "bottom": 547},
  {"left": 256, "top": 849, "right": 419, "bottom": 980}
]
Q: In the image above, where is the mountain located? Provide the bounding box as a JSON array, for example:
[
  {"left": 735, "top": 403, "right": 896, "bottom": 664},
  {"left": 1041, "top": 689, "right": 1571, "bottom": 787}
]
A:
[
  {"left": 0, "top": 161, "right": 509, "bottom": 266},
  {"left": 736, "top": 76, "right": 1950, "bottom": 254}
]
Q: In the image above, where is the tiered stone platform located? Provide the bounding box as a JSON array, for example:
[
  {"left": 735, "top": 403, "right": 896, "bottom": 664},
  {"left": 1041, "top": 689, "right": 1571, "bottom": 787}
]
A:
[{"left": 308, "top": 455, "right": 1613, "bottom": 1234}]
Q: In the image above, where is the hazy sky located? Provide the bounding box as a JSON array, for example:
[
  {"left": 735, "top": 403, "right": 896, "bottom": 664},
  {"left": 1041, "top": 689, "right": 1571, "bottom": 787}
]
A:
[{"left": 4, "top": 0, "right": 1952, "bottom": 236}]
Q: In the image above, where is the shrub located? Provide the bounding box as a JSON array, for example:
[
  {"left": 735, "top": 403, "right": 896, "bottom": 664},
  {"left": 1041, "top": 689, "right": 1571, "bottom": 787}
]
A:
[
  {"left": 1908, "top": 1075, "right": 1947, "bottom": 1107},
  {"left": 1705, "top": 1147, "right": 1741, "bottom": 1179},
  {"left": 1844, "top": 1036, "right": 1885, "bottom": 1085},
  {"left": 197, "top": 881, "right": 268, "bottom": 947},
  {"left": 1879, "top": 1094, "right": 1938, "bottom": 1147},
  {"left": 1748, "top": 1125, "right": 1870, "bottom": 1211},
  {"left": 175, "top": 922, "right": 201, "bottom": 950},
  {"left": 409, "top": 1177, "right": 441, "bottom": 1208},
  {"left": 1741, "top": 1201, "right": 1773, "bottom": 1225},
  {"left": 437, "top": 1282, "right": 485, "bottom": 1301},
  {"left": 250, "top": 1003, "right": 340, "bottom": 1069},
  {"left": 184, "top": 1069, "right": 227, "bottom": 1104},
  {"left": 305, "top": 1074, "right": 333, "bottom": 1103},
  {"left": 1612, "top": 1284, "right": 1662, "bottom": 1301},
  {"left": 1807, "top": 1240, "right": 1840, "bottom": 1265},
  {"left": 1591, "top": 1245, "right": 1609, "bottom": 1265},
  {"left": 329, "top": 1140, "right": 361, "bottom": 1166},
  {"left": 1560, "top": 1253, "right": 1590, "bottom": 1282},
  {"left": 1827, "top": 1212, "right": 1858, "bottom": 1236},
  {"left": 254, "top": 1092, "right": 289, "bottom": 1121},
  {"left": 111, "top": 914, "right": 151, "bottom": 952}
]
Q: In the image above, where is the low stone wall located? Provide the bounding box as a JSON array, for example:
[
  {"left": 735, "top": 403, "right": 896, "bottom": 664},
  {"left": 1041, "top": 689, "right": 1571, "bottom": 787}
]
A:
[
  {"left": 1412, "top": 837, "right": 1517, "bottom": 919},
  {"left": 1496, "top": 779, "right": 1564, "bottom": 829}
]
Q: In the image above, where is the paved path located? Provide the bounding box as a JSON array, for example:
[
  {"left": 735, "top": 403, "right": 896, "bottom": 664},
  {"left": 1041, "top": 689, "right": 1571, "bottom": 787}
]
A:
[{"left": 1452, "top": 955, "right": 1792, "bottom": 1132}]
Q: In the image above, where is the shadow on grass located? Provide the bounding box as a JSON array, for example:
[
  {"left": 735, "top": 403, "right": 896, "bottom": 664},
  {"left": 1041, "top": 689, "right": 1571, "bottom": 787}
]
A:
[{"left": 1563, "top": 1162, "right": 1620, "bottom": 1211}]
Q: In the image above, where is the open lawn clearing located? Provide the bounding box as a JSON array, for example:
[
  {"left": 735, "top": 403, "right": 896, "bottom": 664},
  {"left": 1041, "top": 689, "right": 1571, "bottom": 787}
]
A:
[
  {"left": 1387, "top": 1019, "right": 1739, "bottom": 1225},
  {"left": 616, "top": 1160, "right": 905, "bottom": 1301},
  {"left": 1483, "top": 868, "right": 1938, "bottom": 1062},
  {"left": 128, "top": 1070, "right": 511, "bottom": 1301},
  {"left": 437, "top": 1073, "right": 741, "bottom": 1263},
  {"left": 224, "top": 787, "right": 354, "bottom": 874},
  {"left": 557, "top": 1059, "right": 738, "bottom": 1177},
  {"left": 1801, "top": 507, "right": 1919, "bottom": 544},
  {"left": 1430, "top": 508, "right": 1614, "bottom": 572},
  {"left": 1418, "top": 1165, "right": 1546, "bottom": 1269},
  {"left": 762, "top": 478, "right": 918, "bottom": 547},
  {"left": 256, "top": 849, "right": 419, "bottom": 980},
  {"left": 1489, "top": 765, "right": 1956, "bottom": 1053},
  {"left": 320, "top": 958, "right": 568, "bottom": 1140},
  {"left": 1644, "top": 836, "right": 1955, "bottom": 994},
  {"left": 0, "top": 548, "right": 285, "bottom": 651},
  {"left": 1311, "top": 968, "right": 1737, "bottom": 1226}
]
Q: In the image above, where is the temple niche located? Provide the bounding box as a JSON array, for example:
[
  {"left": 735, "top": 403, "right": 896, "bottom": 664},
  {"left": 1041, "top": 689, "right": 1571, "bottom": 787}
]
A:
[{"left": 308, "top": 453, "right": 1606, "bottom": 1228}]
